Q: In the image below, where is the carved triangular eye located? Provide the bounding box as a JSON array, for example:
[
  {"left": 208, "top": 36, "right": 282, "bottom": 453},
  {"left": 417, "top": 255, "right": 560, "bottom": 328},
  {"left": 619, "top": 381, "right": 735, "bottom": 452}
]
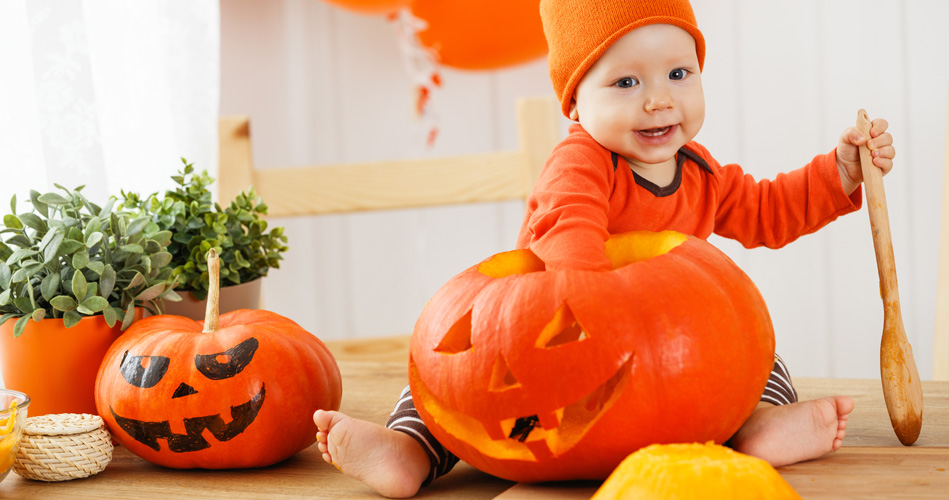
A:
[
  {"left": 489, "top": 353, "right": 520, "bottom": 392},
  {"left": 536, "top": 303, "right": 588, "bottom": 348},
  {"left": 434, "top": 310, "right": 473, "bottom": 354}
]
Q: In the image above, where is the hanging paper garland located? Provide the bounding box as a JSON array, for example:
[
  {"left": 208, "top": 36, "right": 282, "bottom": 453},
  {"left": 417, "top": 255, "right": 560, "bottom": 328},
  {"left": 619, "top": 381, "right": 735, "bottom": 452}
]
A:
[
  {"left": 390, "top": 9, "right": 443, "bottom": 146},
  {"left": 409, "top": 0, "right": 547, "bottom": 70},
  {"left": 322, "top": 0, "right": 410, "bottom": 15}
]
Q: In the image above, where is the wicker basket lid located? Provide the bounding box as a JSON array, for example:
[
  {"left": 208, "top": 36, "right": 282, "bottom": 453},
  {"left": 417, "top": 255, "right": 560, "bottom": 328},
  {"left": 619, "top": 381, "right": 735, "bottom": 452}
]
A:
[{"left": 23, "top": 413, "right": 104, "bottom": 436}]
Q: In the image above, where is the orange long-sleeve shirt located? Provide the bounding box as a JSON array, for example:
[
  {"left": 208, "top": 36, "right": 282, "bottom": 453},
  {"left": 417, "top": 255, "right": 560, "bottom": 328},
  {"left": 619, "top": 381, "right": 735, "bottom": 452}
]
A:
[{"left": 516, "top": 124, "right": 863, "bottom": 271}]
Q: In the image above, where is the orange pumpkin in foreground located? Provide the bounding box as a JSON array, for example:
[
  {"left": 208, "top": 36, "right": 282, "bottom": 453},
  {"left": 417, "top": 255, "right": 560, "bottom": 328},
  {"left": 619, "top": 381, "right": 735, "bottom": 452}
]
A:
[
  {"left": 591, "top": 442, "right": 802, "bottom": 500},
  {"left": 95, "top": 251, "right": 342, "bottom": 468},
  {"left": 409, "top": 230, "right": 775, "bottom": 482}
]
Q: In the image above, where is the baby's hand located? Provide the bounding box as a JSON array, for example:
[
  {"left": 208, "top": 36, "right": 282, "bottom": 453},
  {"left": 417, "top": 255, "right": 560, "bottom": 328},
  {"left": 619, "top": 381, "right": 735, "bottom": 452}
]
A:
[{"left": 835, "top": 117, "right": 895, "bottom": 195}]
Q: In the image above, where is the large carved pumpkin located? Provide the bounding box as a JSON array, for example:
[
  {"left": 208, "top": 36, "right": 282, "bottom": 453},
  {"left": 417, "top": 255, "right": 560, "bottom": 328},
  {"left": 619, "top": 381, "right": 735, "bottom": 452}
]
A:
[
  {"left": 94, "top": 251, "right": 342, "bottom": 469},
  {"left": 409, "top": 230, "right": 774, "bottom": 482}
]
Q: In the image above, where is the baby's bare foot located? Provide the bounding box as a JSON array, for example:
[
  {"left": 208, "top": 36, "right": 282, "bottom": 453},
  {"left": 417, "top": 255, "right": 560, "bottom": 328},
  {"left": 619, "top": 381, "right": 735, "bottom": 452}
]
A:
[
  {"left": 729, "top": 396, "right": 855, "bottom": 467},
  {"left": 313, "top": 410, "right": 431, "bottom": 498}
]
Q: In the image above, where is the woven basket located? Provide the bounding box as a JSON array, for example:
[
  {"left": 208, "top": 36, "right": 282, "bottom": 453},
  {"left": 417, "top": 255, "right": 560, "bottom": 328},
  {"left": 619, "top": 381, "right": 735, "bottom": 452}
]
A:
[{"left": 12, "top": 413, "right": 113, "bottom": 481}]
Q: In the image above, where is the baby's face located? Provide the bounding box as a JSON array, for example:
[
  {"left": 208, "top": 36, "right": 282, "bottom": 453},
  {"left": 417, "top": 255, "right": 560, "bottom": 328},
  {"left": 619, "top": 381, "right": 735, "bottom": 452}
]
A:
[{"left": 570, "top": 24, "right": 705, "bottom": 169}]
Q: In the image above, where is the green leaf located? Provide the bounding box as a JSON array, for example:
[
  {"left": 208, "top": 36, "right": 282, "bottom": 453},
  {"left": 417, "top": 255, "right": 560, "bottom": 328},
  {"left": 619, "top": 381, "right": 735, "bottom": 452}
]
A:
[
  {"left": 3, "top": 214, "right": 23, "bottom": 230},
  {"left": 40, "top": 273, "right": 60, "bottom": 301},
  {"left": 99, "top": 265, "right": 116, "bottom": 298},
  {"left": 135, "top": 283, "right": 166, "bottom": 302},
  {"left": 99, "top": 198, "right": 115, "bottom": 219},
  {"left": 31, "top": 308, "right": 45, "bottom": 322},
  {"left": 13, "top": 296, "right": 33, "bottom": 314},
  {"left": 86, "top": 260, "right": 105, "bottom": 275},
  {"left": 14, "top": 315, "right": 30, "bottom": 337},
  {"left": 85, "top": 231, "right": 103, "bottom": 248},
  {"left": 18, "top": 213, "right": 48, "bottom": 233},
  {"left": 63, "top": 310, "right": 82, "bottom": 328},
  {"left": 11, "top": 263, "right": 43, "bottom": 283},
  {"left": 72, "top": 271, "right": 87, "bottom": 303},
  {"left": 5, "top": 234, "right": 32, "bottom": 248},
  {"left": 58, "top": 239, "right": 84, "bottom": 255},
  {"left": 120, "top": 244, "right": 143, "bottom": 254},
  {"left": 29, "top": 190, "right": 49, "bottom": 217},
  {"left": 8, "top": 194, "right": 15, "bottom": 216},
  {"left": 151, "top": 230, "right": 173, "bottom": 247},
  {"left": 50, "top": 295, "right": 78, "bottom": 312},
  {"left": 143, "top": 239, "right": 162, "bottom": 254},
  {"left": 42, "top": 230, "right": 64, "bottom": 263},
  {"left": 127, "top": 217, "right": 149, "bottom": 236},
  {"left": 78, "top": 296, "right": 108, "bottom": 315},
  {"left": 83, "top": 216, "right": 101, "bottom": 239},
  {"left": 0, "top": 289, "right": 9, "bottom": 306},
  {"left": 125, "top": 272, "right": 145, "bottom": 290},
  {"left": 72, "top": 250, "right": 90, "bottom": 269},
  {"left": 150, "top": 251, "right": 172, "bottom": 269},
  {"left": 6, "top": 248, "right": 38, "bottom": 265},
  {"left": 103, "top": 305, "right": 118, "bottom": 327},
  {"left": 0, "top": 262, "right": 10, "bottom": 289},
  {"left": 37, "top": 192, "right": 70, "bottom": 205},
  {"left": 121, "top": 304, "right": 135, "bottom": 330}
]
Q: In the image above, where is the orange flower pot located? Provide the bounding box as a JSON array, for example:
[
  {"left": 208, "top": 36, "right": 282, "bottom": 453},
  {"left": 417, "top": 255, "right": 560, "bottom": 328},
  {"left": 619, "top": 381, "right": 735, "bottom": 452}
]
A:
[{"left": 0, "top": 312, "right": 140, "bottom": 416}]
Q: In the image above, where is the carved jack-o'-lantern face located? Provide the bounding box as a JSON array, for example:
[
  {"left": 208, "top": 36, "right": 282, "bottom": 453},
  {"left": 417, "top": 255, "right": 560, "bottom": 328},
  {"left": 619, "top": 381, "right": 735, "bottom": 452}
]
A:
[
  {"left": 409, "top": 231, "right": 775, "bottom": 483},
  {"left": 95, "top": 310, "right": 342, "bottom": 469}
]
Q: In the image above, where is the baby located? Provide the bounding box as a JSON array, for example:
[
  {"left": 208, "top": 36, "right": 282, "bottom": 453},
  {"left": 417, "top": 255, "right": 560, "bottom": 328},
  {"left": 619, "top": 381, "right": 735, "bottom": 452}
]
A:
[{"left": 314, "top": 0, "right": 895, "bottom": 497}]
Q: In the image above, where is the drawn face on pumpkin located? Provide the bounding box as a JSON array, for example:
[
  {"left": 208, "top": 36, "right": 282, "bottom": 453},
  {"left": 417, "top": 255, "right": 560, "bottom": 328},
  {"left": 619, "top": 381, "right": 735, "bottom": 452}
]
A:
[{"left": 108, "top": 337, "right": 265, "bottom": 453}]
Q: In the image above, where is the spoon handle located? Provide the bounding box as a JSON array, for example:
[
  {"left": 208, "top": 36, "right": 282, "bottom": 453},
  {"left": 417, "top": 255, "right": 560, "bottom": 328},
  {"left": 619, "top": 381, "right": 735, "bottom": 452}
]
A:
[{"left": 856, "top": 110, "right": 900, "bottom": 308}]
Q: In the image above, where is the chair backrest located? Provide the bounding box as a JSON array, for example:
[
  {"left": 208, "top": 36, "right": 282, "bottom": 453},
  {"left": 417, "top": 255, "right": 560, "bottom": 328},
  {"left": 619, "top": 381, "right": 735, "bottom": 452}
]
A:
[
  {"left": 216, "top": 96, "right": 561, "bottom": 217},
  {"left": 935, "top": 88, "right": 949, "bottom": 381}
]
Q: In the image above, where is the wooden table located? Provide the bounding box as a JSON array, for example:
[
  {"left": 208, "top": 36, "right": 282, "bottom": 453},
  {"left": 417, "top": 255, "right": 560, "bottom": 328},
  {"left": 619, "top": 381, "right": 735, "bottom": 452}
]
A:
[{"left": 2, "top": 336, "right": 947, "bottom": 499}]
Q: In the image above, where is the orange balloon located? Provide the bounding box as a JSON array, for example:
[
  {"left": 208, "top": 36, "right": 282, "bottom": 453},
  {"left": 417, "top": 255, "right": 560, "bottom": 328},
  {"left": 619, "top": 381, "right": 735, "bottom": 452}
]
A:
[
  {"left": 323, "top": 0, "right": 410, "bottom": 15},
  {"left": 411, "top": 0, "right": 548, "bottom": 70}
]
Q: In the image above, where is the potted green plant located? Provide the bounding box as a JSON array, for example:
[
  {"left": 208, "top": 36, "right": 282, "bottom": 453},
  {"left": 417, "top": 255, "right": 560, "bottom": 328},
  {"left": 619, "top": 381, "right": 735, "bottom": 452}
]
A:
[
  {"left": 121, "top": 159, "right": 288, "bottom": 319},
  {"left": 0, "top": 185, "right": 178, "bottom": 416}
]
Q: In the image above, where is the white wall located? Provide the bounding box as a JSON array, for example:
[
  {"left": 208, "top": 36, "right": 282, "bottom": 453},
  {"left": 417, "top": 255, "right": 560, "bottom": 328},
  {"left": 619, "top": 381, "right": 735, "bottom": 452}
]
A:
[{"left": 220, "top": 0, "right": 949, "bottom": 380}]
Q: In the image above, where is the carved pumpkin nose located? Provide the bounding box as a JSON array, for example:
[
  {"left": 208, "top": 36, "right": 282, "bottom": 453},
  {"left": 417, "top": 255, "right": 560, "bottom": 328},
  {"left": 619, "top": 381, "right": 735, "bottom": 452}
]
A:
[{"left": 172, "top": 382, "right": 199, "bottom": 399}]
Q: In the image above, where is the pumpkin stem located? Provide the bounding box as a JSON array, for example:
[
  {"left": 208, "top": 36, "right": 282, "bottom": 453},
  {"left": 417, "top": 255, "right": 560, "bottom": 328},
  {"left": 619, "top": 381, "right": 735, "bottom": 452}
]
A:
[{"left": 203, "top": 248, "right": 220, "bottom": 333}]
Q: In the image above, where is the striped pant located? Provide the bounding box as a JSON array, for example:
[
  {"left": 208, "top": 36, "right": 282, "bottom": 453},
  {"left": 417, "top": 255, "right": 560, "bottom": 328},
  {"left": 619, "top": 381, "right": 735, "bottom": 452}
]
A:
[{"left": 387, "top": 353, "right": 798, "bottom": 486}]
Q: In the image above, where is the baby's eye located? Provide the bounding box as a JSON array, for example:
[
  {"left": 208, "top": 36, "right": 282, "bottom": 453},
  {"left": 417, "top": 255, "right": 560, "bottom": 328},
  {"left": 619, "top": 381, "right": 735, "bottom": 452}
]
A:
[
  {"left": 615, "top": 77, "right": 637, "bottom": 89},
  {"left": 669, "top": 68, "right": 689, "bottom": 80}
]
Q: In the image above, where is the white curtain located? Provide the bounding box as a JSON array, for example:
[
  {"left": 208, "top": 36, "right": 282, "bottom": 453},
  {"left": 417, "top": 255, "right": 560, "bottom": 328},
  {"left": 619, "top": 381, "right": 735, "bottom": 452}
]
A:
[
  {"left": 0, "top": 0, "right": 219, "bottom": 388},
  {"left": 0, "top": 0, "right": 220, "bottom": 212}
]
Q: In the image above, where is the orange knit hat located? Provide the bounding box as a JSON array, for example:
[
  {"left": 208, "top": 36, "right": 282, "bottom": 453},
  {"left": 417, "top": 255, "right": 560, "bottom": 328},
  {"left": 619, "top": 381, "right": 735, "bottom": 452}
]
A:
[{"left": 540, "top": 0, "right": 706, "bottom": 118}]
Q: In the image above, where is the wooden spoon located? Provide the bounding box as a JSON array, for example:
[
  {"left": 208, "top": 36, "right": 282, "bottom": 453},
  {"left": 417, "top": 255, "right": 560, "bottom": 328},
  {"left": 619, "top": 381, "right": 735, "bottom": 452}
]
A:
[{"left": 856, "top": 109, "right": 923, "bottom": 445}]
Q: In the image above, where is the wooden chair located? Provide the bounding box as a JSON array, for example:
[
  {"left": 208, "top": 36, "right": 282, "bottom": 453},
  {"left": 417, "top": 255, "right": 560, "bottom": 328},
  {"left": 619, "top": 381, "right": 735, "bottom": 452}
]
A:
[
  {"left": 216, "top": 96, "right": 560, "bottom": 360},
  {"left": 216, "top": 96, "right": 560, "bottom": 217},
  {"left": 935, "top": 89, "right": 949, "bottom": 381}
]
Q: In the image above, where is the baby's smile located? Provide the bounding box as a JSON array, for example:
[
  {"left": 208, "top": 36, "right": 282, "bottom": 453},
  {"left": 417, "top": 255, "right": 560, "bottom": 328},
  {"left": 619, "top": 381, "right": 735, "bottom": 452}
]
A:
[{"left": 635, "top": 124, "right": 678, "bottom": 143}]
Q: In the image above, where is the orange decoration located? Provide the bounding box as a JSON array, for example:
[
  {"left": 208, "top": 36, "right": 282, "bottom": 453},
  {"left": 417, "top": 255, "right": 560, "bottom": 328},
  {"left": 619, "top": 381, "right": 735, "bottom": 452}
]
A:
[
  {"left": 410, "top": 0, "right": 548, "bottom": 70},
  {"left": 409, "top": 231, "right": 775, "bottom": 482},
  {"left": 322, "top": 0, "right": 410, "bottom": 15},
  {"left": 94, "top": 251, "right": 342, "bottom": 469}
]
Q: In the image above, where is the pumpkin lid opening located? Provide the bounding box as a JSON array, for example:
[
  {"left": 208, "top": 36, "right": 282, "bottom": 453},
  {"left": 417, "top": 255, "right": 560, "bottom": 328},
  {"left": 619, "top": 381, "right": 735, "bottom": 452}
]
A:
[
  {"left": 605, "top": 230, "right": 688, "bottom": 270},
  {"left": 477, "top": 249, "right": 545, "bottom": 278}
]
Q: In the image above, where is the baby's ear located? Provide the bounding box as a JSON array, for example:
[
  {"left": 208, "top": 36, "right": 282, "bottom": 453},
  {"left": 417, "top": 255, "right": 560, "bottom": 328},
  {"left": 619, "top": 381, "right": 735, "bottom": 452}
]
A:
[{"left": 568, "top": 100, "right": 579, "bottom": 121}]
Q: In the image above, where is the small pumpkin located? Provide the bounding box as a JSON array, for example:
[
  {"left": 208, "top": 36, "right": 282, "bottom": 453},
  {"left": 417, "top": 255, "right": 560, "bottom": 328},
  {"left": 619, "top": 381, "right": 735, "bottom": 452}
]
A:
[
  {"left": 94, "top": 250, "right": 342, "bottom": 468},
  {"left": 591, "top": 442, "right": 802, "bottom": 500},
  {"left": 409, "top": 230, "right": 775, "bottom": 482}
]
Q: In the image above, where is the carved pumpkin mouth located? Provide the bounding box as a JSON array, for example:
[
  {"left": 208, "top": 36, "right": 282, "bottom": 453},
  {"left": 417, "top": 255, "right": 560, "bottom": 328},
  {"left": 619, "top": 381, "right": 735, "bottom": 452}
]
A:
[
  {"left": 110, "top": 384, "right": 266, "bottom": 453},
  {"left": 413, "top": 354, "right": 632, "bottom": 461}
]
